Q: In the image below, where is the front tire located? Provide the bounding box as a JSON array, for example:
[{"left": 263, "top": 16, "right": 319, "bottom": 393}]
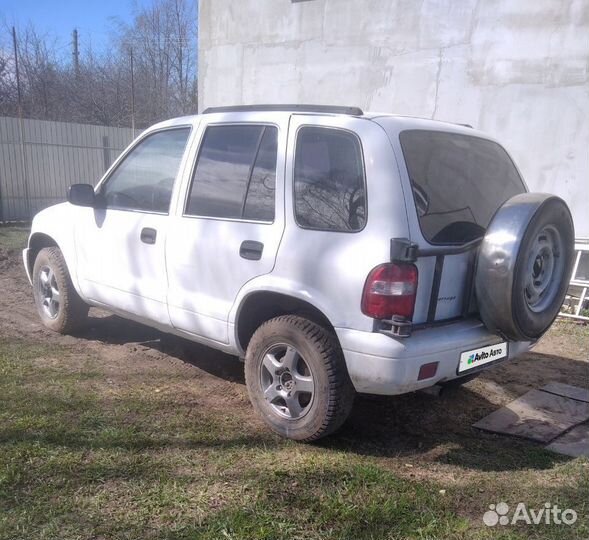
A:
[
  {"left": 245, "top": 315, "right": 355, "bottom": 441},
  {"left": 32, "top": 247, "right": 88, "bottom": 334}
]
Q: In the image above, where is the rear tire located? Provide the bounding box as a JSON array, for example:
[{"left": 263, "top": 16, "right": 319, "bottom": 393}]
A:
[
  {"left": 32, "top": 247, "right": 89, "bottom": 334},
  {"left": 244, "top": 315, "right": 355, "bottom": 441}
]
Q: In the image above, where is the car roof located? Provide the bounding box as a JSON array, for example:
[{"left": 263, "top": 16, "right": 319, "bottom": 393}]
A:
[{"left": 148, "top": 105, "right": 481, "bottom": 137}]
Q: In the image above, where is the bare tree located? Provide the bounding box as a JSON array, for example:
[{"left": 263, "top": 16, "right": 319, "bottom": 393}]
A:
[
  {"left": 117, "top": 0, "right": 197, "bottom": 124},
  {"left": 0, "top": 47, "right": 17, "bottom": 116},
  {"left": 0, "top": 0, "right": 198, "bottom": 127}
]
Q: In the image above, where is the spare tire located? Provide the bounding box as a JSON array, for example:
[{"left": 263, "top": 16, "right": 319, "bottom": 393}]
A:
[{"left": 475, "top": 193, "right": 574, "bottom": 341}]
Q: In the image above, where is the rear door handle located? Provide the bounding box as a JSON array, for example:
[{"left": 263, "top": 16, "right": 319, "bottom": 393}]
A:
[
  {"left": 240, "top": 240, "right": 264, "bottom": 260},
  {"left": 140, "top": 227, "right": 157, "bottom": 245}
]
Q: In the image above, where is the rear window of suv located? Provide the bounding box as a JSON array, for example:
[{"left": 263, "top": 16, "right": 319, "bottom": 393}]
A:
[{"left": 399, "top": 130, "right": 526, "bottom": 244}]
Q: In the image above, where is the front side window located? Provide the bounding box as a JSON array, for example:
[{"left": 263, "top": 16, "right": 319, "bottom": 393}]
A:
[
  {"left": 294, "top": 127, "right": 366, "bottom": 232},
  {"left": 185, "top": 124, "right": 277, "bottom": 221},
  {"left": 101, "top": 128, "right": 190, "bottom": 213},
  {"left": 400, "top": 130, "right": 526, "bottom": 244}
]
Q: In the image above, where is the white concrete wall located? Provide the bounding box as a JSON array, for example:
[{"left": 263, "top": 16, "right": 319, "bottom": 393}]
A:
[{"left": 199, "top": 0, "right": 589, "bottom": 236}]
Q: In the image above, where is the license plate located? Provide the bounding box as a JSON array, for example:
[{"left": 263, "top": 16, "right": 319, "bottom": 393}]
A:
[{"left": 458, "top": 342, "right": 508, "bottom": 373}]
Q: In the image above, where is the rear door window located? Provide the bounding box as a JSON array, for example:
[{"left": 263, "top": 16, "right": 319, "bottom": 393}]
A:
[
  {"left": 243, "top": 128, "right": 278, "bottom": 221},
  {"left": 400, "top": 130, "right": 525, "bottom": 244},
  {"left": 185, "top": 124, "right": 277, "bottom": 221}
]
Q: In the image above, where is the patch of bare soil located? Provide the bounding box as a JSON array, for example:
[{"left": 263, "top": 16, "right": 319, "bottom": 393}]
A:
[
  {"left": 2, "top": 244, "right": 589, "bottom": 466},
  {"left": 0, "top": 248, "right": 20, "bottom": 272},
  {"left": 1, "top": 244, "right": 249, "bottom": 417}
]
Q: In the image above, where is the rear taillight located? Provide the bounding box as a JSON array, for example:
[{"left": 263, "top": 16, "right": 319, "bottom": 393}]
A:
[{"left": 361, "top": 263, "right": 418, "bottom": 320}]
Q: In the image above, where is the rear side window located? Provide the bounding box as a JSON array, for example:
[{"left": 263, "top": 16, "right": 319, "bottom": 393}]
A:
[
  {"left": 294, "top": 127, "right": 366, "bottom": 232},
  {"left": 185, "top": 125, "right": 277, "bottom": 221},
  {"left": 400, "top": 130, "right": 525, "bottom": 244},
  {"left": 101, "top": 128, "right": 190, "bottom": 213}
]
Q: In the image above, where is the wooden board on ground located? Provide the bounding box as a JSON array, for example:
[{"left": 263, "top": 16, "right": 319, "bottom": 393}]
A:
[
  {"left": 540, "top": 382, "right": 589, "bottom": 403},
  {"left": 473, "top": 387, "right": 589, "bottom": 443},
  {"left": 546, "top": 423, "right": 589, "bottom": 457}
]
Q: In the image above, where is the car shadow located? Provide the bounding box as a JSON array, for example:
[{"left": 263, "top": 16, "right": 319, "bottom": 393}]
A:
[
  {"left": 72, "top": 312, "right": 581, "bottom": 472},
  {"left": 321, "top": 389, "right": 573, "bottom": 471},
  {"left": 72, "top": 311, "right": 245, "bottom": 384}
]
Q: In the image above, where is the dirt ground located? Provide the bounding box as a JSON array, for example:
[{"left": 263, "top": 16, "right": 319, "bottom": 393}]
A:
[
  {"left": 2, "top": 238, "right": 587, "bottom": 429},
  {"left": 1, "top": 235, "right": 589, "bottom": 539},
  {"left": 2, "top": 239, "right": 588, "bottom": 451}
]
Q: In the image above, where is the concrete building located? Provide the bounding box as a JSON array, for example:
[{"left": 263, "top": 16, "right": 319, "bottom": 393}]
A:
[{"left": 198, "top": 0, "right": 589, "bottom": 236}]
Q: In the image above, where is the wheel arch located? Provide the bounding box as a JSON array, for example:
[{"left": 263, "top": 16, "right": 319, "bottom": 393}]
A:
[
  {"left": 235, "top": 290, "right": 338, "bottom": 354},
  {"left": 26, "top": 232, "right": 83, "bottom": 299},
  {"left": 27, "top": 232, "right": 59, "bottom": 277}
]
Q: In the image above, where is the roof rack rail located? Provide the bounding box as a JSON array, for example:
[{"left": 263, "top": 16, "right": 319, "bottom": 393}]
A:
[{"left": 202, "top": 104, "right": 364, "bottom": 116}]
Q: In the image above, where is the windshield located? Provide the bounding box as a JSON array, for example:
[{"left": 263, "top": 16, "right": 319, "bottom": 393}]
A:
[{"left": 399, "top": 130, "right": 526, "bottom": 244}]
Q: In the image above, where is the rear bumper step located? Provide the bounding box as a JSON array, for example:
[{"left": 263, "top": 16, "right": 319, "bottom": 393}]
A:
[{"left": 336, "top": 320, "right": 531, "bottom": 395}]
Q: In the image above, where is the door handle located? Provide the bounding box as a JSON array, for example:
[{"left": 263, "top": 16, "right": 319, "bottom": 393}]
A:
[
  {"left": 140, "top": 227, "right": 157, "bottom": 245},
  {"left": 240, "top": 240, "right": 264, "bottom": 260}
]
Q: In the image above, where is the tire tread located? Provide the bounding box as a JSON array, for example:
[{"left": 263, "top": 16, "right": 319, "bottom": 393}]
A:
[
  {"left": 33, "top": 247, "right": 88, "bottom": 334},
  {"left": 245, "top": 315, "right": 355, "bottom": 442}
]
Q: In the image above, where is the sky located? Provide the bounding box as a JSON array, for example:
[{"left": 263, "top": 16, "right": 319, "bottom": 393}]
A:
[{"left": 0, "top": 0, "right": 149, "bottom": 54}]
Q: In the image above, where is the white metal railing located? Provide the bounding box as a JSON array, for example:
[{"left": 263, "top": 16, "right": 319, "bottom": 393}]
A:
[{"left": 559, "top": 238, "right": 589, "bottom": 321}]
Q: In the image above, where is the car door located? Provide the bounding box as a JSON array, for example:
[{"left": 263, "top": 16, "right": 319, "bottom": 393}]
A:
[
  {"left": 75, "top": 126, "right": 193, "bottom": 324},
  {"left": 165, "top": 113, "right": 287, "bottom": 344}
]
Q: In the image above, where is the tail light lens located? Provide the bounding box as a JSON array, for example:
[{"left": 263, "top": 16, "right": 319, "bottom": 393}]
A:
[{"left": 361, "top": 263, "right": 418, "bottom": 320}]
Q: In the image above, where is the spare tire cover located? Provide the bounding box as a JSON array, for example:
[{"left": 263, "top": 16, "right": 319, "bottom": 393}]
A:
[{"left": 475, "top": 193, "right": 574, "bottom": 341}]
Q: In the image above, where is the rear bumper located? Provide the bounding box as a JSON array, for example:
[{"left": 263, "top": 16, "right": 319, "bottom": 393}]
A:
[{"left": 336, "top": 319, "right": 531, "bottom": 395}]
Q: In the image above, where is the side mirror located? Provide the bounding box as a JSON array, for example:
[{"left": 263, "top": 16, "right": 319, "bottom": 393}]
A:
[{"left": 67, "top": 184, "right": 96, "bottom": 208}]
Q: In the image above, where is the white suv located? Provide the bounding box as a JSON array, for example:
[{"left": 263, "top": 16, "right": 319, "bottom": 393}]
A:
[{"left": 23, "top": 105, "right": 574, "bottom": 441}]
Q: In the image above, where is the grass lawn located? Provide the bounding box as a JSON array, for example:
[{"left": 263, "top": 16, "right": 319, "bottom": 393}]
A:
[
  {"left": 1, "top": 340, "right": 587, "bottom": 539},
  {"left": 0, "top": 226, "right": 29, "bottom": 250},
  {"left": 1, "top": 226, "right": 587, "bottom": 539}
]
